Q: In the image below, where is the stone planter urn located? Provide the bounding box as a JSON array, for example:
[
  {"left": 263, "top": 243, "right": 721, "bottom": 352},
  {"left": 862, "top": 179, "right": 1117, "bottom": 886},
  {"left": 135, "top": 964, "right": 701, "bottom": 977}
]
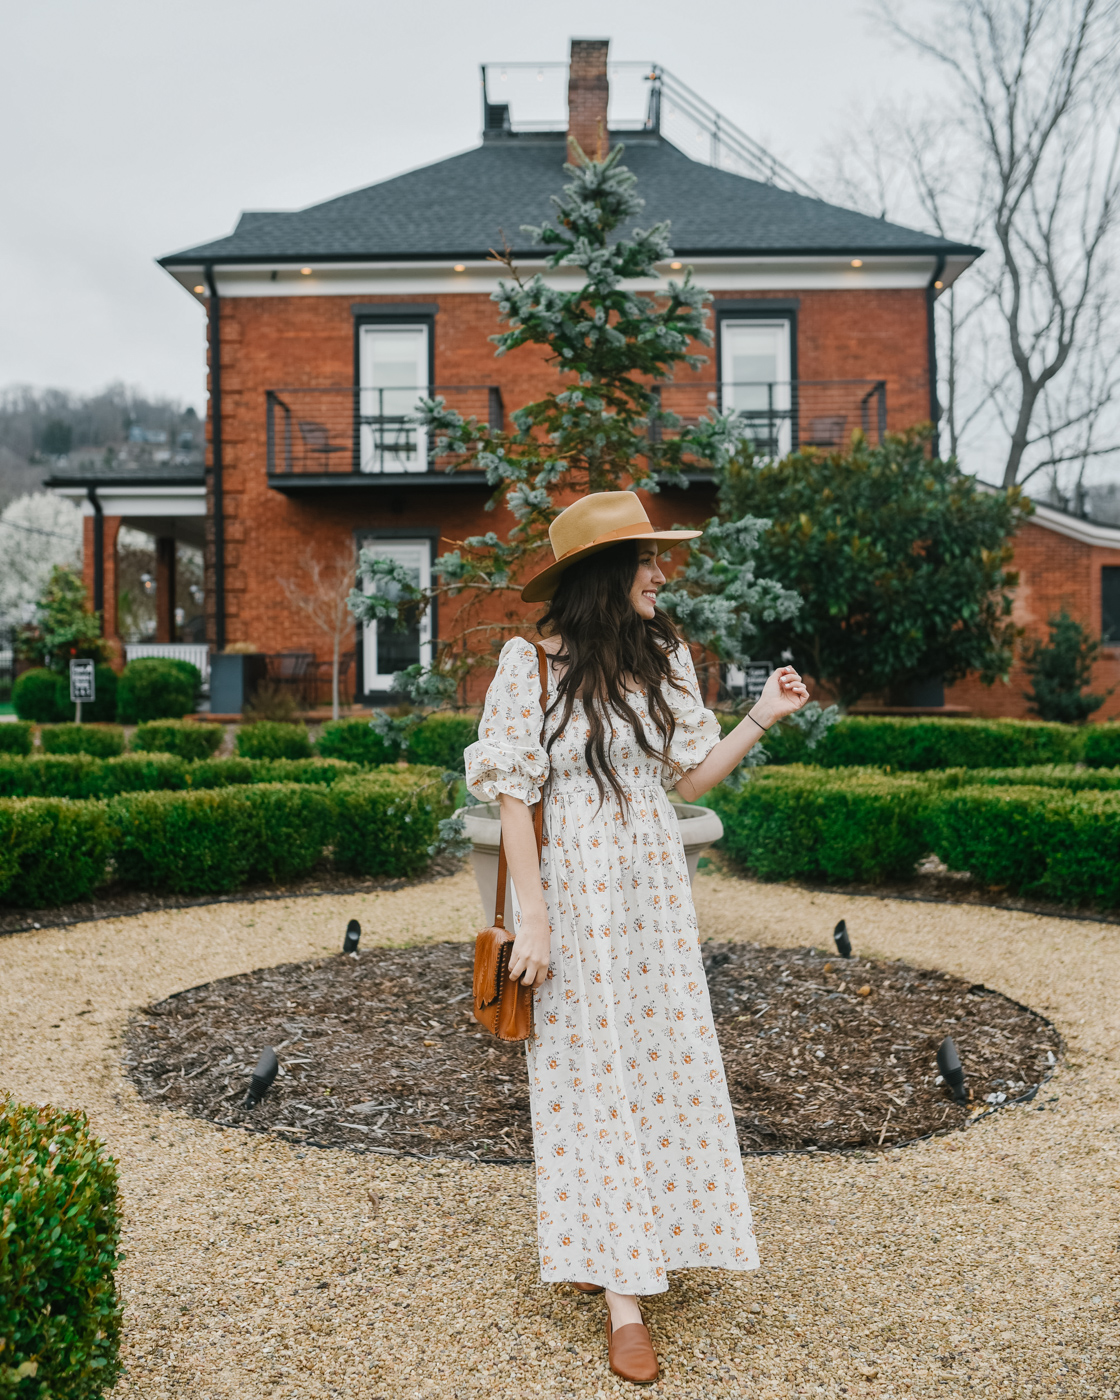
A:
[{"left": 460, "top": 800, "right": 724, "bottom": 927}]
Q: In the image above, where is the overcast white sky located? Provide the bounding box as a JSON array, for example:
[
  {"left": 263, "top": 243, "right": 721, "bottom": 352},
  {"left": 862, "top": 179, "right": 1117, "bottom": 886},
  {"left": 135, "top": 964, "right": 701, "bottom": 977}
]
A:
[{"left": 1, "top": 0, "right": 944, "bottom": 408}]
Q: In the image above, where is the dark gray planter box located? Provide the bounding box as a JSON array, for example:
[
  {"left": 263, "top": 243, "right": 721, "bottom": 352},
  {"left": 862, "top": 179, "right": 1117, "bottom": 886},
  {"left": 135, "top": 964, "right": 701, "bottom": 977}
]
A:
[{"left": 209, "top": 653, "right": 268, "bottom": 715}]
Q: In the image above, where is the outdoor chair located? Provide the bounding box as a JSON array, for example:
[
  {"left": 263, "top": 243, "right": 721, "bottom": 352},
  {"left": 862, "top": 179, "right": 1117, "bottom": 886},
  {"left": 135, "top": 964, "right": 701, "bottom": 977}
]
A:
[
  {"left": 305, "top": 650, "right": 355, "bottom": 708},
  {"left": 804, "top": 415, "right": 847, "bottom": 448},
  {"left": 297, "top": 420, "right": 347, "bottom": 470},
  {"left": 265, "top": 650, "right": 314, "bottom": 704}
]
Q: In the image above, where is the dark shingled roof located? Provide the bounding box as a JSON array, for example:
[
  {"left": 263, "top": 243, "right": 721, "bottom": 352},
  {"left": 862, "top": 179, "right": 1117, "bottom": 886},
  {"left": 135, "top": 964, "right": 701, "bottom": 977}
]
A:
[{"left": 161, "top": 133, "right": 980, "bottom": 265}]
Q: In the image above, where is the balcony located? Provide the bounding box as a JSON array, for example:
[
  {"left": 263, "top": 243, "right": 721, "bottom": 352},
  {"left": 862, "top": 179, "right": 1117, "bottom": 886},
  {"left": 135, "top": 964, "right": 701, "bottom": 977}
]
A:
[
  {"left": 656, "top": 380, "right": 888, "bottom": 461},
  {"left": 265, "top": 386, "right": 504, "bottom": 487},
  {"left": 265, "top": 380, "right": 886, "bottom": 489}
]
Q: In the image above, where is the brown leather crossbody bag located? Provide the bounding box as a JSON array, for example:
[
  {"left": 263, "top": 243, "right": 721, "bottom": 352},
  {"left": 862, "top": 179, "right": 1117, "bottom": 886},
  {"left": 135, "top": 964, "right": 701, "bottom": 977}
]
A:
[{"left": 472, "top": 642, "right": 549, "bottom": 1043}]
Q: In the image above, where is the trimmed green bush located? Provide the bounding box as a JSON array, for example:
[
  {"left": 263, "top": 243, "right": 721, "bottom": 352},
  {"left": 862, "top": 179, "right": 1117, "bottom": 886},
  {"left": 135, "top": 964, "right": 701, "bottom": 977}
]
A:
[
  {"left": 709, "top": 766, "right": 930, "bottom": 884},
  {"left": 0, "top": 1095, "right": 122, "bottom": 1396},
  {"left": 131, "top": 719, "right": 222, "bottom": 761},
  {"left": 0, "top": 754, "right": 186, "bottom": 800},
  {"left": 331, "top": 766, "right": 453, "bottom": 878},
  {"left": 315, "top": 717, "right": 394, "bottom": 766},
  {"left": 927, "top": 764, "right": 1120, "bottom": 793},
  {"left": 0, "top": 798, "right": 110, "bottom": 905},
  {"left": 0, "top": 722, "right": 32, "bottom": 756},
  {"left": 79, "top": 665, "right": 119, "bottom": 724},
  {"left": 12, "top": 668, "right": 64, "bottom": 723},
  {"left": 115, "top": 658, "right": 198, "bottom": 723},
  {"left": 106, "top": 783, "right": 335, "bottom": 893},
  {"left": 236, "top": 721, "right": 312, "bottom": 761},
  {"left": 1083, "top": 723, "right": 1120, "bottom": 769},
  {"left": 40, "top": 724, "right": 126, "bottom": 758},
  {"left": 926, "top": 785, "right": 1120, "bottom": 908},
  {"left": 0, "top": 754, "right": 361, "bottom": 801},
  {"left": 408, "top": 712, "right": 480, "bottom": 774},
  {"left": 812, "top": 716, "right": 1078, "bottom": 771}
]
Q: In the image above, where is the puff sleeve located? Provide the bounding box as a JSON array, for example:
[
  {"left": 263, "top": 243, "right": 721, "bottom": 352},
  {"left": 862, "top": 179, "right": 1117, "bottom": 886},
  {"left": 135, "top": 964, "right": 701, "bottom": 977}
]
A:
[
  {"left": 464, "top": 637, "right": 550, "bottom": 806},
  {"left": 661, "top": 642, "right": 722, "bottom": 787}
]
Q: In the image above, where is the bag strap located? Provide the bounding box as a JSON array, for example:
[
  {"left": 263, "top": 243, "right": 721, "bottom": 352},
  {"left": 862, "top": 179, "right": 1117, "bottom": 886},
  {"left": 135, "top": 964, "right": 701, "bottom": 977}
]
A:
[{"left": 493, "top": 642, "right": 549, "bottom": 929}]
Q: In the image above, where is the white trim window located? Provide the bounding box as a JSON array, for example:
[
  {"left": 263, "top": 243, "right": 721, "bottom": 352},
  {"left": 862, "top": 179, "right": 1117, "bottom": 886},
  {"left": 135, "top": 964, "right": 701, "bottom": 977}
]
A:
[
  {"left": 358, "top": 324, "right": 430, "bottom": 473},
  {"left": 720, "top": 319, "right": 792, "bottom": 458},
  {"left": 361, "top": 540, "right": 432, "bottom": 692}
]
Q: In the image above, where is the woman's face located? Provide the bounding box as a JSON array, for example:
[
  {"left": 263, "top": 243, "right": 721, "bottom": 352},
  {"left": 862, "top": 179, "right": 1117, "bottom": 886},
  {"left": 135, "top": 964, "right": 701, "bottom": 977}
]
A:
[{"left": 629, "top": 545, "right": 667, "bottom": 620}]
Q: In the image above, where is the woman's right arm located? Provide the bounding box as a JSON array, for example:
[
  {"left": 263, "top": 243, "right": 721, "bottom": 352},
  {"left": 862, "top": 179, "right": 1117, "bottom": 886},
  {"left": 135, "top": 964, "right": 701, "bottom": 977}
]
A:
[{"left": 500, "top": 792, "right": 551, "bottom": 989}]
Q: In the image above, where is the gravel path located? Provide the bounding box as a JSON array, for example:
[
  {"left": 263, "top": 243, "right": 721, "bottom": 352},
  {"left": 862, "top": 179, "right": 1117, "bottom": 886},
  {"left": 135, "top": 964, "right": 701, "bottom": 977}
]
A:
[{"left": 1, "top": 865, "right": 1117, "bottom": 1399}]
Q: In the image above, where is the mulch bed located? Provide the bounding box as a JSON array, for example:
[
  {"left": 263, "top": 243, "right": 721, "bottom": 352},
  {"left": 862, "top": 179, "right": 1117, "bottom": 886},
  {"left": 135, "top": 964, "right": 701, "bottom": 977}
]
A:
[{"left": 124, "top": 940, "right": 1061, "bottom": 1157}]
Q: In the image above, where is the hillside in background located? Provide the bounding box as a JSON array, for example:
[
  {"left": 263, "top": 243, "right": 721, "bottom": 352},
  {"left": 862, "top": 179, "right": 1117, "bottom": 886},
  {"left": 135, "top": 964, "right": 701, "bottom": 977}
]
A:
[{"left": 0, "top": 384, "right": 205, "bottom": 509}]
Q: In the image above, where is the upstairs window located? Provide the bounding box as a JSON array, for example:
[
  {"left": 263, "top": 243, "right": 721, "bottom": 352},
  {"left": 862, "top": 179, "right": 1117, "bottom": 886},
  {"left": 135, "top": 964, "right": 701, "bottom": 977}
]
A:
[
  {"left": 720, "top": 319, "right": 792, "bottom": 458},
  {"left": 358, "top": 324, "right": 430, "bottom": 473},
  {"left": 1103, "top": 565, "right": 1120, "bottom": 644}
]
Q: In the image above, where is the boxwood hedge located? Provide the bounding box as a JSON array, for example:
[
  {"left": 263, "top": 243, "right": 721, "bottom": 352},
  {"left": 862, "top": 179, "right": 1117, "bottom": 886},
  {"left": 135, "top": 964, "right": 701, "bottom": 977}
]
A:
[
  {"left": 40, "top": 724, "right": 126, "bottom": 758},
  {"left": 331, "top": 766, "right": 453, "bottom": 878},
  {"left": 810, "top": 716, "right": 1078, "bottom": 770},
  {"left": 115, "top": 657, "right": 199, "bottom": 723},
  {"left": 130, "top": 719, "right": 222, "bottom": 761},
  {"left": 0, "top": 1096, "right": 122, "bottom": 1397},
  {"left": 926, "top": 785, "right": 1120, "bottom": 908},
  {"left": 1082, "top": 723, "right": 1120, "bottom": 769},
  {"left": 315, "top": 717, "right": 394, "bottom": 766},
  {"left": 0, "top": 722, "right": 32, "bottom": 756},
  {"left": 708, "top": 766, "right": 930, "bottom": 885},
  {"left": 106, "top": 783, "right": 337, "bottom": 894},
  {"left": 236, "top": 721, "right": 313, "bottom": 761},
  {"left": 0, "top": 798, "right": 111, "bottom": 906},
  {"left": 0, "top": 754, "right": 361, "bottom": 800},
  {"left": 407, "top": 712, "right": 480, "bottom": 774}
]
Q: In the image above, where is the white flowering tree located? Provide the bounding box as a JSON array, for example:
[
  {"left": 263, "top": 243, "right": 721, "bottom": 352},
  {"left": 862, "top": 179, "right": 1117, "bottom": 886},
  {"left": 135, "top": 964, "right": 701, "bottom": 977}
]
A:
[
  {"left": 0, "top": 492, "right": 82, "bottom": 630},
  {"left": 350, "top": 146, "right": 800, "bottom": 706}
]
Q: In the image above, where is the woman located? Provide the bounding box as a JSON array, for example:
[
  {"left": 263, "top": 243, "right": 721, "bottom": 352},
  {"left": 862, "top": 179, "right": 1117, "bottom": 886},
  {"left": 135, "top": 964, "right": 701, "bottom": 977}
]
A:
[{"left": 465, "top": 492, "right": 808, "bottom": 1385}]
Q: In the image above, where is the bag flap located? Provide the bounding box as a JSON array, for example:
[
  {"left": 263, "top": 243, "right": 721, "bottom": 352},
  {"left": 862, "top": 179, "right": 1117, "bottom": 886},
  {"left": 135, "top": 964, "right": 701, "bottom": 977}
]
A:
[{"left": 473, "top": 926, "right": 510, "bottom": 1009}]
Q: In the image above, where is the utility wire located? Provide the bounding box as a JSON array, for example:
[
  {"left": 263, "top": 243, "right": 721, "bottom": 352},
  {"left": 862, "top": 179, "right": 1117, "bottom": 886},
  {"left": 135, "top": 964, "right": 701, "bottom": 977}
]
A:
[{"left": 0, "top": 518, "right": 80, "bottom": 541}]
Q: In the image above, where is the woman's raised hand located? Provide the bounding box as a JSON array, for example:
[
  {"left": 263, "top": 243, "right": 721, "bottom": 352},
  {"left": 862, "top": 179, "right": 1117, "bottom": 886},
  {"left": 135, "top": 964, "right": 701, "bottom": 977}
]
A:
[{"left": 751, "top": 665, "right": 810, "bottom": 728}]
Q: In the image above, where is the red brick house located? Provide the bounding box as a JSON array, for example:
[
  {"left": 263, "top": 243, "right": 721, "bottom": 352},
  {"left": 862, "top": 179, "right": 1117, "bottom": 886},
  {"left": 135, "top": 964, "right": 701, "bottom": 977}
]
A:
[{"left": 52, "top": 39, "right": 1120, "bottom": 716}]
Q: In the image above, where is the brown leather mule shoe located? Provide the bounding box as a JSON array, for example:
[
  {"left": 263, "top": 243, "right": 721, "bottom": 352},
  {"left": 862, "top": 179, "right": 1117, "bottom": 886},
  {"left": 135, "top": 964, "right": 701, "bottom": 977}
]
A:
[
  {"left": 572, "top": 1282, "right": 604, "bottom": 1294},
  {"left": 606, "top": 1309, "right": 659, "bottom": 1384}
]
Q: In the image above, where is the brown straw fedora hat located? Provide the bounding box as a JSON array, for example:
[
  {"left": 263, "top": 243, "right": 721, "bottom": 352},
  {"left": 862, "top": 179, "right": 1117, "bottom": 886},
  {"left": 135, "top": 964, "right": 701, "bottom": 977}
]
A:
[{"left": 520, "top": 492, "right": 702, "bottom": 603}]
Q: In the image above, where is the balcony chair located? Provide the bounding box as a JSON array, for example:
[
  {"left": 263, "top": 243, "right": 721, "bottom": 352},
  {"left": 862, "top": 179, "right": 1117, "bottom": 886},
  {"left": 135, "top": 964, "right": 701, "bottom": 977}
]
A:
[{"left": 297, "top": 420, "right": 347, "bottom": 470}]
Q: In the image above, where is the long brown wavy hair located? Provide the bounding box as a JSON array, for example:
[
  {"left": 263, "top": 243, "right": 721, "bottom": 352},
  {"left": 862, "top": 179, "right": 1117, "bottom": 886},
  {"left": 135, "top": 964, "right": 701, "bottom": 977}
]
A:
[{"left": 537, "top": 540, "right": 688, "bottom": 812}]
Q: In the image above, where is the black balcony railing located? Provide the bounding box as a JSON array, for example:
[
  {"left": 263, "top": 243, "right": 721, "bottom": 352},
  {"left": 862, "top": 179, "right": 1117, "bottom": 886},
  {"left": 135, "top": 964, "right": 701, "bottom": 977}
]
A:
[
  {"left": 266, "top": 386, "right": 504, "bottom": 479},
  {"left": 655, "top": 380, "right": 888, "bottom": 458}
]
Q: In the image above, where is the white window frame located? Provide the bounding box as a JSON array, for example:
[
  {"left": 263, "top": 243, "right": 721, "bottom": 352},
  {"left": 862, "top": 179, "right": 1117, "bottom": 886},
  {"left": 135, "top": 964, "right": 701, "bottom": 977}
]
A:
[
  {"left": 720, "top": 318, "right": 793, "bottom": 459},
  {"left": 361, "top": 539, "right": 432, "bottom": 692},
  {"left": 358, "top": 323, "right": 430, "bottom": 473}
]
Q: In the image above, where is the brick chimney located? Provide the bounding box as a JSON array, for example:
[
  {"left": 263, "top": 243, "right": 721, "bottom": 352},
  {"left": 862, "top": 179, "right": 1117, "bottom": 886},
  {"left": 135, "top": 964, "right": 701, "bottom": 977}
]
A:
[{"left": 567, "top": 38, "right": 610, "bottom": 159}]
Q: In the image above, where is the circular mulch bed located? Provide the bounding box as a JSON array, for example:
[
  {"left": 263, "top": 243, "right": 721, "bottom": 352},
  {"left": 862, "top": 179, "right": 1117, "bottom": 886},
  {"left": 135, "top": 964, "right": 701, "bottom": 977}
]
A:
[{"left": 124, "top": 940, "right": 1061, "bottom": 1158}]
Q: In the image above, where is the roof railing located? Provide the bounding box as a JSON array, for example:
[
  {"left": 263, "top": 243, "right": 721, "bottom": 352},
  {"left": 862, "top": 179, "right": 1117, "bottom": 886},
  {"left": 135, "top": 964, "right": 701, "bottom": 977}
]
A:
[{"left": 479, "top": 60, "right": 821, "bottom": 199}]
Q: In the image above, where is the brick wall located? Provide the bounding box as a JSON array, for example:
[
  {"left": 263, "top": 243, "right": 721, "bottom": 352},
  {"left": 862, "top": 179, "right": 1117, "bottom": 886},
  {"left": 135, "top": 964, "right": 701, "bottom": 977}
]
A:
[{"left": 945, "top": 520, "right": 1120, "bottom": 720}]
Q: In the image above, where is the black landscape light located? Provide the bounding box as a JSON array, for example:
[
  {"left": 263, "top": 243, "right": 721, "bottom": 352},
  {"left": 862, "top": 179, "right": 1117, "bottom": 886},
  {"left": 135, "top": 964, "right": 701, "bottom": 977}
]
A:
[
  {"left": 833, "top": 919, "right": 852, "bottom": 959},
  {"left": 343, "top": 919, "right": 361, "bottom": 955},
  {"left": 243, "top": 1047, "right": 279, "bottom": 1109},
  {"left": 937, "top": 1035, "right": 968, "bottom": 1104}
]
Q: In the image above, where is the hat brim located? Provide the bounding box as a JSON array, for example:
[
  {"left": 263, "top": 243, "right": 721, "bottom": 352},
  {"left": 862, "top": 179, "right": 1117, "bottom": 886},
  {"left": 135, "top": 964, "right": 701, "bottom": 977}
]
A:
[{"left": 520, "top": 529, "right": 702, "bottom": 604}]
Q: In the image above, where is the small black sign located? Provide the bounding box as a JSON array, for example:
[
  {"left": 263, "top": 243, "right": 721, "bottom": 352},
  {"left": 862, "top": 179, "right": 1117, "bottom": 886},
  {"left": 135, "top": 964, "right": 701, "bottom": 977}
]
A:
[
  {"left": 744, "top": 662, "right": 771, "bottom": 700},
  {"left": 69, "top": 659, "right": 96, "bottom": 704}
]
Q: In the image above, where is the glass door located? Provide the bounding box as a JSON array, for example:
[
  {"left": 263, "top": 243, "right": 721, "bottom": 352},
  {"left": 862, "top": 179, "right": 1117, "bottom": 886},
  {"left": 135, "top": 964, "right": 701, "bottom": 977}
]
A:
[
  {"left": 358, "top": 324, "right": 430, "bottom": 472},
  {"left": 720, "top": 320, "right": 792, "bottom": 458},
  {"left": 361, "top": 540, "right": 432, "bottom": 692}
]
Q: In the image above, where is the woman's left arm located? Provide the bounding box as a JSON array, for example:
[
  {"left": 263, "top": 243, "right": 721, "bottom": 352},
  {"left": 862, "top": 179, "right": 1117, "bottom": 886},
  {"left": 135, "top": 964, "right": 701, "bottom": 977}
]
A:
[{"left": 673, "top": 665, "right": 810, "bottom": 803}]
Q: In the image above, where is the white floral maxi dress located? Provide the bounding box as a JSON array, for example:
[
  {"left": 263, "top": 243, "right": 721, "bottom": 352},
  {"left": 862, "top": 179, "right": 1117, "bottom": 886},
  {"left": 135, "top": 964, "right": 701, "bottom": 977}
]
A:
[{"left": 465, "top": 637, "right": 760, "bottom": 1296}]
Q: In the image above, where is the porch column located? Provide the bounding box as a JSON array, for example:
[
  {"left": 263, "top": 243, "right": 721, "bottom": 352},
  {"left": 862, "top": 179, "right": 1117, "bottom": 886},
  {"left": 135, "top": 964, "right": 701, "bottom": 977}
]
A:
[
  {"left": 155, "top": 536, "right": 177, "bottom": 642},
  {"left": 82, "top": 513, "right": 123, "bottom": 665}
]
